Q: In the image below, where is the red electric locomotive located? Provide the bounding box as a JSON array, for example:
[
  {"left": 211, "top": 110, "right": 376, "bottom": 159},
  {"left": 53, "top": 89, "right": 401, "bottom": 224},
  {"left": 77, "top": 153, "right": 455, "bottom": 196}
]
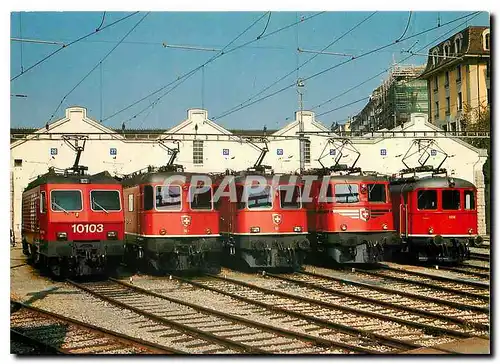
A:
[
  {"left": 216, "top": 142, "right": 310, "bottom": 271},
  {"left": 388, "top": 166, "right": 482, "bottom": 263},
  {"left": 303, "top": 168, "right": 394, "bottom": 264},
  {"left": 21, "top": 139, "right": 124, "bottom": 277},
  {"left": 303, "top": 140, "right": 395, "bottom": 264},
  {"left": 121, "top": 151, "right": 222, "bottom": 274}
]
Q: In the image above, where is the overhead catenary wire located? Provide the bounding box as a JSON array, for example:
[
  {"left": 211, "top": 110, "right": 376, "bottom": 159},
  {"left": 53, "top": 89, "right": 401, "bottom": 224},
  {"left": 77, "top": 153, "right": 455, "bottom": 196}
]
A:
[
  {"left": 11, "top": 11, "right": 140, "bottom": 82},
  {"left": 96, "top": 11, "right": 106, "bottom": 31},
  {"left": 214, "top": 11, "right": 378, "bottom": 119},
  {"left": 122, "top": 12, "right": 271, "bottom": 127},
  {"left": 102, "top": 11, "right": 326, "bottom": 123},
  {"left": 256, "top": 12, "right": 272, "bottom": 39},
  {"left": 211, "top": 11, "right": 480, "bottom": 121},
  {"left": 48, "top": 12, "right": 150, "bottom": 123},
  {"left": 311, "top": 11, "right": 482, "bottom": 113},
  {"left": 396, "top": 11, "right": 412, "bottom": 42}
]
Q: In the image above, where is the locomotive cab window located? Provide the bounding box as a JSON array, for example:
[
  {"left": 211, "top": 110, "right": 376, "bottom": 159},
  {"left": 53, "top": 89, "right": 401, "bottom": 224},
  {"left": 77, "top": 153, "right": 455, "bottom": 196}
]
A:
[
  {"left": 442, "top": 190, "right": 460, "bottom": 210},
  {"left": 40, "top": 191, "right": 46, "bottom": 213},
  {"left": 367, "top": 184, "right": 386, "bottom": 203},
  {"left": 51, "top": 190, "right": 82, "bottom": 212},
  {"left": 156, "top": 185, "right": 182, "bottom": 211},
  {"left": 190, "top": 186, "right": 213, "bottom": 210},
  {"left": 464, "top": 190, "right": 475, "bottom": 210},
  {"left": 334, "top": 184, "right": 359, "bottom": 203},
  {"left": 247, "top": 185, "right": 272, "bottom": 209},
  {"left": 143, "top": 185, "right": 154, "bottom": 211},
  {"left": 279, "top": 185, "right": 301, "bottom": 209},
  {"left": 91, "top": 190, "right": 121, "bottom": 212},
  {"left": 417, "top": 190, "right": 437, "bottom": 210}
]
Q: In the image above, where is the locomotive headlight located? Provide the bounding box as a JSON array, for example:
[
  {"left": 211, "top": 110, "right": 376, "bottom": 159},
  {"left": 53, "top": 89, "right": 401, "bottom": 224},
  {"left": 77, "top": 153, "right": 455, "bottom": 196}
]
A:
[
  {"left": 428, "top": 227, "right": 434, "bottom": 234},
  {"left": 468, "top": 228, "right": 473, "bottom": 235},
  {"left": 205, "top": 228, "right": 212, "bottom": 235},
  {"left": 340, "top": 224, "right": 347, "bottom": 231},
  {"left": 159, "top": 228, "right": 167, "bottom": 235},
  {"left": 382, "top": 223, "right": 388, "bottom": 230},
  {"left": 294, "top": 226, "right": 303, "bottom": 233},
  {"left": 56, "top": 232, "right": 67, "bottom": 241},
  {"left": 250, "top": 226, "right": 260, "bottom": 233},
  {"left": 107, "top": 231, "right": 118, "bottom": 240}
]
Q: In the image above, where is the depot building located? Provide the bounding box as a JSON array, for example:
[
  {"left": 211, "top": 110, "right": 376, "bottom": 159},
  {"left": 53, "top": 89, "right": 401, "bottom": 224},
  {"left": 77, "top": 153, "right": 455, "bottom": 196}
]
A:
[{"left": 10, "top": 106, "right": 488, "bottom": 241}]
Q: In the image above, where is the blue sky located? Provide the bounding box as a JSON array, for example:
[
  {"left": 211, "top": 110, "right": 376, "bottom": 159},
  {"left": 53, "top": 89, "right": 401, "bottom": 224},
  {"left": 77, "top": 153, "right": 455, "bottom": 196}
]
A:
[{"left": 10, "top": 11, "right": 490, "bottom": 131}]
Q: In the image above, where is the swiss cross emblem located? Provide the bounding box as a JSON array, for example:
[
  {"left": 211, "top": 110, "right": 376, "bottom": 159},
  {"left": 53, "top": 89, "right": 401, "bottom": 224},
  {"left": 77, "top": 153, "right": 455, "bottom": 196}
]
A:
[
  {"left": 360, "top": 208, "right": 370, "bottom": 222},
  {"left": 272, "top": 213, "right": 282, "bottom": 225},
  {"left": 181, "top": 215, "right": 192, "bottom": 227}
]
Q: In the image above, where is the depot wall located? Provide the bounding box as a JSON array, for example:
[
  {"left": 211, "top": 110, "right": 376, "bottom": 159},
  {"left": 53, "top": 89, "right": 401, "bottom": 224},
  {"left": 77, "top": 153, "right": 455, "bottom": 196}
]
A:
[{"left": 10, "top": 107, "right": 487, "bottom": 240}]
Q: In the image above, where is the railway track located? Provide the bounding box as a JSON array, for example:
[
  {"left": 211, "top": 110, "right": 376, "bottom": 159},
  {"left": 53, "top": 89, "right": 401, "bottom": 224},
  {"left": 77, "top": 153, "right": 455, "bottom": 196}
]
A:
[
  {"left": 337, "top": 267, "right": 490, "bottom": 309},
  {"left": 435, "top": 265, "right": 489, "bottom": 280},
  {"left": 167, "top": 273, "right": 486, "bottom": 350},
  {"left": 377, "top": 265, "right": 489, "bottom": 289},
  {"left": 299, "top": 268, "right": 488, "bottom": 315},
  {"left": 67, "top": 279, "right": 366, "bottom": 354},
  {"left": 257, "top": 271, "right": 489, "bottom": 333},
  {"left": 10, "top": 301, "right": 183, "bottom": 354},
  {"left": 468, "top": 252, "right": 490, "bottom": 262}
]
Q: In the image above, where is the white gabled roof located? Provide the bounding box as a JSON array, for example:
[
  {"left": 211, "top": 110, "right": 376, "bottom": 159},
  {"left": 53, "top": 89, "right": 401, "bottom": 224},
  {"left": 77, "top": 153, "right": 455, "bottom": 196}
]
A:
[
  {"left": 164, "top": 109, "right": 233, "bottom": 136},
  {"left": 11, "top": 106, "right": 125, "bottom": 149},
  {"left": 273, "top": 111, "right": 333, "bottom": 136}
]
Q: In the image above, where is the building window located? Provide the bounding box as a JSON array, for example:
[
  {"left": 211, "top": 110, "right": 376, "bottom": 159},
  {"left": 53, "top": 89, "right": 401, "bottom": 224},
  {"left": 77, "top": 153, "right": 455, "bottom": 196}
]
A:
[
  {"left": 434, "top": 101, "right": 439, "bottom": 119},
  {"left": 450, "top": 122, "right": 457, "bottom": 132},
  {"left": 456, "top": 65, "right": 461, "bottom": 83},
  {"left": 442, "top": 125, "right": 448, "bottom": 132},
  {"left": 483, "top": 29, "right": 490, "bottom": 51},
  {"left": 486, "top": 61, "right": 490, "bottom": 78},
  {"left": 454, "top": 33, "right": 463, "bottom": 54},
  {"left": 443, "top": 41, "right": 451, "bottom": 59},
  {"left": 193, "top": 140, "right": 203, "bottom": 164},
  {"left": 457, "top": 92, "right": 463, "bottom": 111},
  {"left": 445, "top": 71, "right": 449, "bottom": 87},
  {"left": 432, "top": 48, "right": 439, "bottom": 66},
  {"left": 303, "top": 140, "right": 311, "bottom": 164},
  {"left": 433, "top": 76, "right": 438, "bottom": 92},
  {"left": 446, "top": 97, "right": 450, "bottom": 115},
  {"left": 14, "top": 159, "right": 22, "bottom": 167}
]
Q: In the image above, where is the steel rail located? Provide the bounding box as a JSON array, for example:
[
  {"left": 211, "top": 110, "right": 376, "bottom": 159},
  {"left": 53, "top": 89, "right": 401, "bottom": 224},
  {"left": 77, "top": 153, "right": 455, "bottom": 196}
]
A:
[
  {"left": 10, "top": 300, "right": 185, "bottom": 354},
  {"left": 432, "top": 266, "right": 489, "bottom": 280},
  {"left": 11, "top": 328, "right": 67, "bottom": 354},
  {"left": 461, "top": 263, "right": 490, "bottom": 272},
  {"left": 469, "top": 253, "right": 490, "bottom": 262},
  {"left": 263, "top": 272, "right": 488, "bottom": 332},
  {"left": 108, "top": 278, "right": 366, "bottom": 354},
  {"left": 299, "top": 270, "right": 488, "bottom": 314},
  {"left": 208, "top": 273, "right": 482, "bottom": 339},
  {"left": 67, "top": 279, "right": 264, "bottom": 354},
  {"left": 354, "top": 268, "right": 489, "bottom": 301},
  {"left": 11, "top": 263, "right": 28, "bottom": 269},
  {"left": 379, "top": 265, "right": 489, "bottom": 289},
  {"left": 192, "top": 275, "right": 422, "bottom": 351}
]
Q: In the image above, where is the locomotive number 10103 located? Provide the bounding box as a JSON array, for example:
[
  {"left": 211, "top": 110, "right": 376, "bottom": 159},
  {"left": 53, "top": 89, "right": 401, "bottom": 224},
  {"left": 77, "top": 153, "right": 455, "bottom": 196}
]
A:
[{"left": 71, "top": 224, "right": 104, "bottom": 233}]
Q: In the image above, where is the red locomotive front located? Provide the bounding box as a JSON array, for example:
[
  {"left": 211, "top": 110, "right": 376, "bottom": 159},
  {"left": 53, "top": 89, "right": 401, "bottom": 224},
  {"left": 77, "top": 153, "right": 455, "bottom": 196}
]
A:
[
  {"left": 122, "top": 169, "right": 222, "bottom": 274},
  {"left": 217, "top": 172, "right": 310, "bottom": 270},
  {"left": 389, "top": 173, "right": 481, "bottom": 263},
  {"left": 304, "top": 173, "right": 395, "bottom": 264},
  {"left": 22, "top": 170, "right": 124, "bottom": 276}
]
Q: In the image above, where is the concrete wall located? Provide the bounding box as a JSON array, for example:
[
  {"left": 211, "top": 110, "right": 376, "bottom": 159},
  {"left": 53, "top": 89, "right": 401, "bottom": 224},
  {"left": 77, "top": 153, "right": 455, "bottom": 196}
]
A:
[{"left": 10, "top": 107, "right": 488, "bottom": 240}]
